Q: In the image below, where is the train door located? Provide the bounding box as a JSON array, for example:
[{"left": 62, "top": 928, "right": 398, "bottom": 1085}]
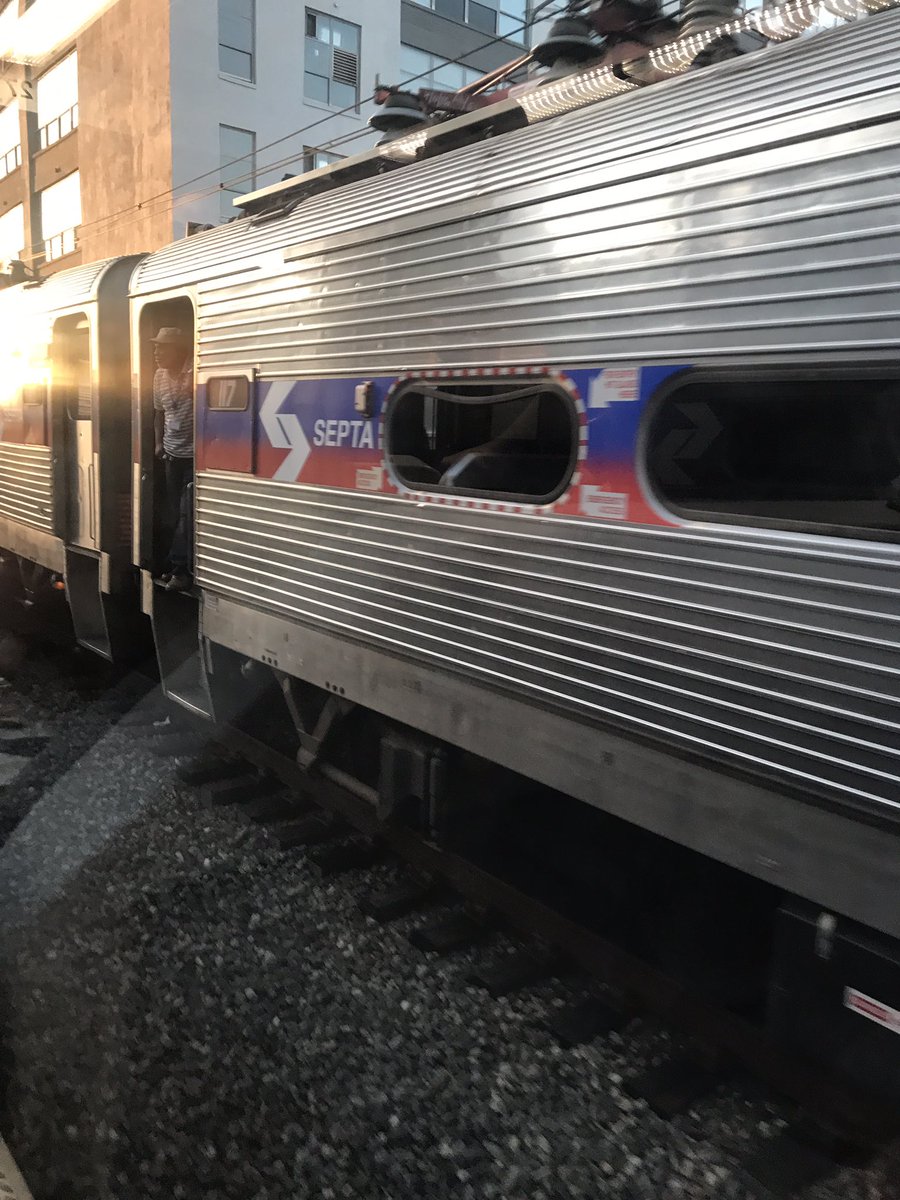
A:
[
  {"left": 135, "top": 294, "right": 212, "bottom": 717},
  {"left": 51, "top": 314, "right": 96, "bottom": 550}
]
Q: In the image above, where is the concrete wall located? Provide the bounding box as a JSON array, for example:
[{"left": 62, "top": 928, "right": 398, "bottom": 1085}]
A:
[
  {"left": 170, "top": 0, "right": 402, "bottom": 233},
  {"left": 78, "top": 0, "right": 174, "bottom": 263}
]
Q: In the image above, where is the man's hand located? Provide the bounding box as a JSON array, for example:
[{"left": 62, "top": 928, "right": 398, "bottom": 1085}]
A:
[{"left": 155, "top": 443, "right": 165, "bottom": 459}]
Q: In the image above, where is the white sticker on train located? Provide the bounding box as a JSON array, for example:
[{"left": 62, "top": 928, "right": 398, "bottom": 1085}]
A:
[
  {"left": 844, "top": 987, "right": 900, "bottom": 1035},
  {"left": 580, "top": 487, "right": 629, "bottom": 520},
  {"left": 588, "top": 368, "right": 640, "bottom": 408},
  {"left": 356, "top": 466, "right": 383, "bottom": 491}
]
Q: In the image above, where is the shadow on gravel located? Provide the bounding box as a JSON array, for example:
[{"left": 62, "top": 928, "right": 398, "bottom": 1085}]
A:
[{"left": 0, "top": 645, "right": 157, "bottom": 850}]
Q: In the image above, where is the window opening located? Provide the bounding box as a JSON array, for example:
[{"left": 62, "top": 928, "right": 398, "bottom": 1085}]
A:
[
  {"left": 218, "top": 0, "right": 255, "bottom": 80},
  {"left": 398, "top": 45, "right": 482, "bottom": 92},
  {"left": 0, "top": 202, "right": 24, "bottom": 269},
  {"left": 305, "top": 10, "right": 360, "bottom": 110},
  {"left": 302, "top": 146, "right": 343, "bottom": 173},
  {"left": 407, "top": 0, "right": 529, "bottom": 43},
  {"left": 219, "top": 124, "right": 255, "bottom": 218},
  {"left": 646, "top": 374, "right": 900, "bottom": 539},
  {"left": 23, "top": 382, "right": 46, "bottom": 406},
  {"left": 36, "top": 51, "right": 79, "bottom": 149},
  {"left": 387, "top": 378, "right": 576, "bottom": 502},
  {"left": 0, "top": 100, "right": 20, "bottom": 179},
  {"left": 52, "top": 314, "right": 91, "bottom": 419},
  {"left": 40, "top": 169, "right": 81, "bottom": 263}
]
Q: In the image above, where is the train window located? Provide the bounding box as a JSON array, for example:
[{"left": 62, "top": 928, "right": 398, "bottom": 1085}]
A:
[
  {"left": 207, "top": 376, "right": 250, "bottom": 411},
  {"left": 23, "top": 383, "right": 46, "bottom": 406},
  {"left": 51, "top": 314, "right": 92, "bottom": 419},
  {"left": 386, "top": 378, "right": 577, "bottom": 503},
  {"left": 646, "top": 375, "right": 900, "bottom": 539}
]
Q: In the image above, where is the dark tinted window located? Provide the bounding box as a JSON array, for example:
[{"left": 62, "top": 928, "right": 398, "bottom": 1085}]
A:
[
  {"left": 387, "top": 378, "right": 576, "bottom": 502},
  {"left": 52, "top": 313, "right": 91, "bottom": 420},
  {"left": 219, "top": 0, "right": 254, "bottom": 80},
  {"left": 646, "top": 376, "right": 900, "bottom": 538},
  {"left": 434, "top": 0, "right": 465, "bottom": 21},
  {"left": 23, "top": 383, "right": 46, "bottom": 406},
  {"left": 468, "top": 2, "right": 497, "bottom": 34},
  {"left": 208, "top": 376, "right": 250, "bottom": 411}
]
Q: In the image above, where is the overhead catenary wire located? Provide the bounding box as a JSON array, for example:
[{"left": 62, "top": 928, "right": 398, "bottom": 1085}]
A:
[
  {"left": 74, "top": 1, "right": 561, "bottom": 244},
  {"left": 13, "top": 123, "right": 381, "bottom": 266},
  {"left": 16, "top": 131, "right": 376, "bottom": 267},
  {"left": 36, "top": 0, "right": 563, "bottom": 258}
]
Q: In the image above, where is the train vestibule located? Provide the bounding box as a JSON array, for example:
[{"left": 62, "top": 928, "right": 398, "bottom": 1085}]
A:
[{"left": 0, "top": 255, "right": 145, "bottom": 661}]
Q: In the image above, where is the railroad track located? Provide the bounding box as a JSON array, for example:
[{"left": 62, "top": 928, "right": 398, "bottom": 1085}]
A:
[
  {"left": 123, "top": 699, "right": 900, "bottom": 1200},
  {"left": 1, "top": 642, "right": 897, "bottom": 1199}
]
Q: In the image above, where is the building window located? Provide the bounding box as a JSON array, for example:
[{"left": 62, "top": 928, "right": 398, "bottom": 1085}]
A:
[
  {"left": 407, "top": 0, "right": 529, "bottom": 43},
  {"left": 302, "top": 146, "right": 343, "bottom": 173},
  {"left": 399, "top": 44, "right": 481, "bottom": 91},
  {"left": 0, "top": 1, "right": 17, "bottom": 48},
  {"left": 645, "top": 373, "right": 900, "bottom": 540},
  {"left": 219, "top": 124, "right": 255, "bottom": 218},
  {"left": 40, "top": 169, "right": 81, "bottom": 262},
  {"left": 0, "top": 203, "right": 24, "bottom": 269},
  {"left": 218, "top": 0, "right": 255, "bottom": 81},
  {"left": 36, "top": 51, "right": 79, "bottom": 150},
  {"left": 305, "top": 10, "right": 360, "bottom": 111},
  {"left": 0, "top": 101, "right": 21, "bottom": 179},
  {"left": 387, "top": 377, "right": 576, "bottom": 501}
]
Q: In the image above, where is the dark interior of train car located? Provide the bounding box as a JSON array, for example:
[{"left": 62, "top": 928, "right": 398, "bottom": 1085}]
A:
[
  {"left": 387, "top": 379, "right": 577, "bottom": 500},
  {"left": 137, "top": 297, "right": 195, "bottom": 575},
  {"left": 647, "top": 374, "right": 900, "bottom": 539}
]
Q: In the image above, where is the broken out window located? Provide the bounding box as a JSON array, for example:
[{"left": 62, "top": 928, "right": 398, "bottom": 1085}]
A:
[{"left": 387, "top": 378, "right": 577, "bottom": 503}]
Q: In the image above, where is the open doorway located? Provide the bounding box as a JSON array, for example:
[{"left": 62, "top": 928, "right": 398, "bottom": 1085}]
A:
[
  {"left": 138, "top": 297, "right": 195, "bottom": 580},
  {"left": 51, "top": 313, "right": 94, "bottom": 549},
  {"left": 136, "top": 296, "right": 210, "bottom": 715}
]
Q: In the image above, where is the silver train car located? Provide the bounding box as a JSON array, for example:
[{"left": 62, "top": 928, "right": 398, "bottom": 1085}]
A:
[
  {"left": 2, "top": 4, "right": 899, "bottom": 1095},
  {"left": 0, "top": 256, "right": 142, "bottom": 657}
]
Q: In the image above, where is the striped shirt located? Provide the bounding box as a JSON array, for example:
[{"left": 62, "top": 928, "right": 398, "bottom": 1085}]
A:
[{"left": 153, "top": 363, "right": 194, "bottom": 457}]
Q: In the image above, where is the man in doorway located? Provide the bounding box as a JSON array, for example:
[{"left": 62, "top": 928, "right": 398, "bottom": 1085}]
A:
[{"left": 152, "top": 327, "right": 194, "bottom": 591}]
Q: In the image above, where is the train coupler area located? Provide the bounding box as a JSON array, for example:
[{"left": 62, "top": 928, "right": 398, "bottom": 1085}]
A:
[{"left": 768, "top": 901, "right": 900, "bottom": 1106}]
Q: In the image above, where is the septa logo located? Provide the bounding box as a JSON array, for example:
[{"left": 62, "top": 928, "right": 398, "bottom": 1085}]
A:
[{"left": 312, "top": 419, "right": 376, "bottom": 449}]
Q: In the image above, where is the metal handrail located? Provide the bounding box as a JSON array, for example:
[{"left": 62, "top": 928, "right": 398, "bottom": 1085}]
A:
[
  {"left": 0, "top": 143, "right": 21, "bottom": 179},
  {"left": 37, "top": 101, "right": 79, "bottom": 151},
  {"left": 43, "top": 225, "right": 78, "bottom": 263}
]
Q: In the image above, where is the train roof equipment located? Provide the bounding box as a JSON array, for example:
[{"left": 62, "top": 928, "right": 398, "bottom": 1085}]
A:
[{"left": 236, "top": 0, "right": 892, "bottom": 223}]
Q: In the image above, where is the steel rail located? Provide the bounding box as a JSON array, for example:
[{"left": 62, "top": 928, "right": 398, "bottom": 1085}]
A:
[{"left": 215, "top": 719, "right": 900, "bottom": 1152}]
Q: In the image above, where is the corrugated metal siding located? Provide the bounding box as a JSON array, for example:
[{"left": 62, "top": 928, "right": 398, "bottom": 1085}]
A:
[
  {"left": 130, "top": 12, "right": 900, "bottom": 354},
  {"left": 38, "top": 258, "right": 119, "bottom": 310},
  {"left": 0, "top": 444, "right": 53, "bottom": 532},
  {"left": 196, "top": 474, "right": 900, "bottom": 823},
  {"left": 192, "top": 116, "right": 900, "bottom": 375}
]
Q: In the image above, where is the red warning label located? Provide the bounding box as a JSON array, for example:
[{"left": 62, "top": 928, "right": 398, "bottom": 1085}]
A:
[{"left": 844, "top": 987, "right": 900, "bottom": 1035}]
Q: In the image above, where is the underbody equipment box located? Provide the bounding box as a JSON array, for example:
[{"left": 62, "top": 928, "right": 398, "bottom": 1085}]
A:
[{"left": 768, "top": 900, "right": 900, "bottom": 1104}]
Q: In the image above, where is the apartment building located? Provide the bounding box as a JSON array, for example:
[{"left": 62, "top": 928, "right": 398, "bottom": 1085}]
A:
[{"left": 0, "top": 0, "right": 532, "bottom": 278}]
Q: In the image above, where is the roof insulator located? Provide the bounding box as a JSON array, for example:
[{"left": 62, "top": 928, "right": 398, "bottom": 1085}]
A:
[
  {"left": 369, "top": 91, "right": 431, "bottom": 142},
  {"left": 531, "top": 15, "right": 602, "bottom": 68}
]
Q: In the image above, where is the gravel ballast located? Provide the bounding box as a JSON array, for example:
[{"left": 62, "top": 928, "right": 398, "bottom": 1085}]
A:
[{"left": 0, "top": 643, "right": 897, "bottom": 1199}]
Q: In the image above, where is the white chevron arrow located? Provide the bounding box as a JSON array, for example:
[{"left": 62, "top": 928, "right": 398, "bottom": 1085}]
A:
[{"left": 259, "top": 381, "right": 311, "bottom": 482}]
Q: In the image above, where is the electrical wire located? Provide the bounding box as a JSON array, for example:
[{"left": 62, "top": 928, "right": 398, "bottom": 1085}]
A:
[{"left": 58, "top": 0, "right": 564, "bottom": 252}]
